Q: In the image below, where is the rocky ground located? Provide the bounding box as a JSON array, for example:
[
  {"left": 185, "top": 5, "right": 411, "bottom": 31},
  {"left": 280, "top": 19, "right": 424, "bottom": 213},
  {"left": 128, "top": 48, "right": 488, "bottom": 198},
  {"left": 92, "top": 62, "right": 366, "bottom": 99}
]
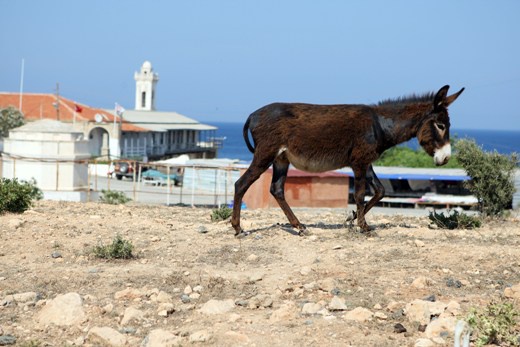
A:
[{"left": 1, "top": 200, "right": 520, "bottom": 346}]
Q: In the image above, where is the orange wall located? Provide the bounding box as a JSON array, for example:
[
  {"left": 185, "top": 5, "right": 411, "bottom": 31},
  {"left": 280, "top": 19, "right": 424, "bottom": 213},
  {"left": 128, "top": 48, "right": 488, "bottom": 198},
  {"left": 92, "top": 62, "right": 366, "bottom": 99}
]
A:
[{"left": 241, "top": 168, "right": 349, "bottom": 209}]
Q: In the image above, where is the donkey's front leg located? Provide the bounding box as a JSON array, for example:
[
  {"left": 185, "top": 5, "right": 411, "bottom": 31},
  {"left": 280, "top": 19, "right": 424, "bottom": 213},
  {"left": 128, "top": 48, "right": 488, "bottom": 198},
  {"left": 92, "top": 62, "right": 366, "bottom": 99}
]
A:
[{"left": 352, "top": 168, "right": 370, "bottom": 232}]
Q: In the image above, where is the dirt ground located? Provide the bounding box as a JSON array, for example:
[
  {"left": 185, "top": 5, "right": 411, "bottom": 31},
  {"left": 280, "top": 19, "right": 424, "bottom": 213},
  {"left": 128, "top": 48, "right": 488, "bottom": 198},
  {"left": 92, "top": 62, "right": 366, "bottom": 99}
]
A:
[{"left": 1, "top": 200, "right": 519, "bottom": 346}]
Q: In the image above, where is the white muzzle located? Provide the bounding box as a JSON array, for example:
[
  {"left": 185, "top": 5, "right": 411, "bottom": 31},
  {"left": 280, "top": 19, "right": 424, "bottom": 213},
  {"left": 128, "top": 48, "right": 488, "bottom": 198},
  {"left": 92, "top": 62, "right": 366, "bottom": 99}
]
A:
[{"left": 434, "top": 143, "right": 451, "bottom": 166}]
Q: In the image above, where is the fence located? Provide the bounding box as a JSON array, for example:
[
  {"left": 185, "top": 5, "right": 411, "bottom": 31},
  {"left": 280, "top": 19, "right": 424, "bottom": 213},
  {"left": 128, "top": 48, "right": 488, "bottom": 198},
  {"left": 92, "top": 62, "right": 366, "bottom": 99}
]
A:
[{"left": 90, "top": 161, "right": 241, "bottom": 207}]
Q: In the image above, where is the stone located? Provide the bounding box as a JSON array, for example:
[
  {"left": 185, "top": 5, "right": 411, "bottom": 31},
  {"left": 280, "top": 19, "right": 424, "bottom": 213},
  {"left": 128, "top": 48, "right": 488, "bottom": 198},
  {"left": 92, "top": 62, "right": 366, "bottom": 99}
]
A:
[
  {"left": 414, "top": 239, "right": 425, "bottom": 248},
  {"left": 411, "top": 276, "right": 433, "bottom": 289},
  {"left": 35, "top": 292, "right": 85, "bottom": 326},
  {"left": 114, "top": 287, "right": 143, "bottom": 300},
  {"left": 189, "top": 330, "right": 212, "bottom": 343},
  {"left": 405, "top": 299, "right": 431, "bottom": 325},
  {"left": 248, "top": 294, "right": 273, "bottom": 308},
  {"left": 374, "top": 311, "right": 388, "bottom": 320},
  {"left": 12, "top": 292, "right": 38, "bottom": 303},
  {"left": 328, "top": 296, "right": 347, "bottom": 311},
  {"left": 120, "top": 307, "right": 144, "bottom": 326},
  {"left": 193, "top": 285, "right": 203, "bottom": 293},
  {"left": 343, "top": 307, "right": 373, "bottom": 322},
  {"left": 180, "top": 295, "right": 191, "bottom": 303},
  {"left": 197, "top": 226, "right": 208, "bottom": 234},
  {"left": 246, "top": 254, "right": 259, "bottom": 262},
  {"left": 155, "top": 291, "right": 173, "bottom": 303},
  {"left": 0, "top": 335, "right": 16, "bottom": 345},
  {"left": 199, "top": 299, "right": 235, "bottom": 315},
  {"left": 269, "top": 301, "right": 298, "bottom": 323},
  {"left": 88, "top": 326, "right": 126, "bottom": 347},
  {"left": 102, "top": 303, "right": 114, "bottom": 314},
  {"left": 302, "top": 302, "right": 322, "bottom": 315},
  {"left": 414, "top": 338, "right": 435, "bottom": 347},
  {"left": 393, "top": 323, "right": 407, "bottom": 333},
  {"left": 143, "top": 329, "right": 182, "bottom": 347},
  {"left": 183, "top": 285, "right": 193, "bottom": 295},
  {"left": 249, "top": 273, "right": 264, "bottom": 283},
  {"left": 300, "top": 266, "right": 312, "bottom": 276},
  {"left": 427, "top": 301, "right": 448, "bottom": 316},
  {"left": 158, "top": 303, "right": 175, "bottom": 317},
  {"left": 504, "top": 283, "right": 520, "bottom": 299},
  {"left": 317, "top": 278, "right": 336, "bottom": 292},
  {"left": 425, "top": 316, "right": 457, "bottom": 341}
]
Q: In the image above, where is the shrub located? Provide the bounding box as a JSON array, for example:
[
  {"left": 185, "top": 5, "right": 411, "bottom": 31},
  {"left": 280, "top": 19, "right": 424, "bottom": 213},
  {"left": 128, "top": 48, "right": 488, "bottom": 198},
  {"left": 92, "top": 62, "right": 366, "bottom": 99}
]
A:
[
  {"left": 0, "top": 178, "right": 43, "bottom": 214},
  {"left": 466, "top": 300, "right": 520, "bottom": 347},
  {"left": 99, "top": 189, "right": 131, "bottom": 204},
  {"left": 428, "top": 210, "right": 481, "bottom": 229},
  {"left": 211, "top": 206, "right": 232, "bottom": 221},
  {"left": 456, "top": 139, "right": 518, "bottom": 216},
  {"left": 92, "top": 235, "right": 134, "bottom": 259}
]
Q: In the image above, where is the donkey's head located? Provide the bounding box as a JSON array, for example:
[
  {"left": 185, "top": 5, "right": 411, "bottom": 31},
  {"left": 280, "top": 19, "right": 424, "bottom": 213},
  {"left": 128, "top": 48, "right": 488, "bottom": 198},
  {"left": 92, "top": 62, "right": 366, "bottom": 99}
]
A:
[{"left": 417, "top": 85, "right": 464, "bottom": 166}]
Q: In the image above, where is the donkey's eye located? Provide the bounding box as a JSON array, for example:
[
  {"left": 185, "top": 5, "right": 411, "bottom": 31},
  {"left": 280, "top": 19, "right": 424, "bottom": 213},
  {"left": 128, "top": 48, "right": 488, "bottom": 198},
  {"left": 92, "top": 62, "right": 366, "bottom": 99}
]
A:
[{"left": 435, "top": 123, "right": 446, "bottom": 131}]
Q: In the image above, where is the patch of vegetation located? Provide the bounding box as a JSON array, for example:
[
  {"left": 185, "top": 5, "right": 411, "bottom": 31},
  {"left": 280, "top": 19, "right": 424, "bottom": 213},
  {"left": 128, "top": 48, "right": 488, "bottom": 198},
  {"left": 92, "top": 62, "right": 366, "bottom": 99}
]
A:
[
  {"left": 466, "top": 300, "right": 520, "bottom": 347},
  {"left": 211, "top": 205, "right": 232, "bottom": 221},
  {"left": 99, "top": 189, "right": 131, "bottom": 205},
  {"left": 456, "top": 139, "right": 518, "bottom": 217},
  {"left": 0, "top": 178, "right": 43, "bottom": 214},
  {"left": 376, "top": 145, "right": 462, "bottom": 168},
  {"left": 92, "top": 235, "right": 134, "bottom": 259},
  {"left": 0, "top": 106, "right": 25, "bottom": 138},
  {"left": 428, "top": 210, "right": 482, "bottom": 230}
]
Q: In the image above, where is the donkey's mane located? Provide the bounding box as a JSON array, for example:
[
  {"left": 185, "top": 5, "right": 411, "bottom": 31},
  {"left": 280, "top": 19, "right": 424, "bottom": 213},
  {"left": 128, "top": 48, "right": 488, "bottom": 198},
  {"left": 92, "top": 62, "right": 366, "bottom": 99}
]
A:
[{"left": 376, "top": 91, "right": 435, "bottom": 107}]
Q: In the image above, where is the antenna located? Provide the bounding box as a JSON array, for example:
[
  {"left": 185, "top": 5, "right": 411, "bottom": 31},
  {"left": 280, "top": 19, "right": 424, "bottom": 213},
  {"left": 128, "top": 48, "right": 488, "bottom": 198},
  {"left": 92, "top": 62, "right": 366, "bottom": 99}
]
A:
[{"left": 19, "top": 58, "right": 25, "bottom": 110}]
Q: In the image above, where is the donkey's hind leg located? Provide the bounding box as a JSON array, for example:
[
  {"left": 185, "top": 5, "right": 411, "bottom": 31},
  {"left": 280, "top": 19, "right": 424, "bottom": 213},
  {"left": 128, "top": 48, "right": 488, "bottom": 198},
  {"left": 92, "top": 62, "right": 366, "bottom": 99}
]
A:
[
  {"left": 231, "top": 154, "right": 274, "bottom": 236},
  {"left": 270, "top": 156, "right": 306, "bottom": 235}
]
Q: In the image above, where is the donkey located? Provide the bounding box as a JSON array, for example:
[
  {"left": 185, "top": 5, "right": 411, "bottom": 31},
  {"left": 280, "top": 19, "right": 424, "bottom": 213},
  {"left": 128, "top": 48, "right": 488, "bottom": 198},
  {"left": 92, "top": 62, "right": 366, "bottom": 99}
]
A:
[{"left": 231, "top": 85, "right": 464, "bottom": 236}]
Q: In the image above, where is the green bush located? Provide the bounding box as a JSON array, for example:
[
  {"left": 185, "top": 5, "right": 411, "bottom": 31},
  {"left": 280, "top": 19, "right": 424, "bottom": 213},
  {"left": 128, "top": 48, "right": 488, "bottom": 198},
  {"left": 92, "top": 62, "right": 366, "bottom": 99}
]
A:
[
  {"left": 428, "top": 210, "right": 481, "bottom": 229},
  {"left": 99, "top": 189, "right": 131, "bottom": 204},
  {"left": 456, "top": 139, "right": 518, "bottom": 216},
  {"left": 0, "top": 178, "right": 43, "bottom": 214},
  {"left": 211, "top": 206, "right": 232, "bottom": 221},
  {"left": 376, "top": 145, "right": 462, "bottom": 168},
  {"left": 466, "top": 300, "right": 520, "bottom": 347},
  {"left": 92, "top": 235, "right": 134, "bottom": 259}
]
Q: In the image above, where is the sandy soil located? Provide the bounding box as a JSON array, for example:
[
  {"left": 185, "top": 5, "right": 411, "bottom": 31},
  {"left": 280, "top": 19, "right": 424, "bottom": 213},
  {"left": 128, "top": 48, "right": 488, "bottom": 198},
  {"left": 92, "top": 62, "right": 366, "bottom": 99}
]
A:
[{"left": 1, "top": 200, "right": 519, "bottom": 346}]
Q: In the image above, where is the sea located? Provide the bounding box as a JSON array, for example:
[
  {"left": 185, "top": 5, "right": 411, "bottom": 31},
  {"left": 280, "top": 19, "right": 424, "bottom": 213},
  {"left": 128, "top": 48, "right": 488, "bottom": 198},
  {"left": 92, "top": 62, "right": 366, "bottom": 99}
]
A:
[{"left": 211, "top": 121, "right": 520, "bottom": 163}]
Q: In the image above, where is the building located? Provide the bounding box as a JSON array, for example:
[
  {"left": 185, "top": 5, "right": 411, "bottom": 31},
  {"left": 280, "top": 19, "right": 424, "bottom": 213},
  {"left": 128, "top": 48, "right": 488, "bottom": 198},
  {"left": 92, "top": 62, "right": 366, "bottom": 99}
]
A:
[{"left": 0, "top": 61, "right": 220, "bottom": 161}]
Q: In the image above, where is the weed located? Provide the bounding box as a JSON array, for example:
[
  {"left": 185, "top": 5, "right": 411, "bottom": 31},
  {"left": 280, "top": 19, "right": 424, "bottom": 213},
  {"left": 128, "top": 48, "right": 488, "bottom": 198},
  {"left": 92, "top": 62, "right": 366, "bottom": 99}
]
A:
[
  {"left": 211, "top": 205, "right": 232, "bottom": 221},
  {"left": 99, "top": 189, "right": 131, "bottom": 205},
  {"left": 466, "top": 300, "right": 520, "bottom": 346},
  {"left": 0, "top": 178, "right": 43, "bottom": 214},
  {"left": 429, "top": 210, "right": 482, "bottom": 230},
  {"left": 92, "top": 235, "right": 134, "bottom": 259}
]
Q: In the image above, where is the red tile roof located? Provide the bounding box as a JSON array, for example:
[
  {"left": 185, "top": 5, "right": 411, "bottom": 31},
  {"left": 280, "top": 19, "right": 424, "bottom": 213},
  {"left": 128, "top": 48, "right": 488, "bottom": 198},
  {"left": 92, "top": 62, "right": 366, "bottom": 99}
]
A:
[{"left": 0, "top": 93, "right": 147, "bottom": 132}]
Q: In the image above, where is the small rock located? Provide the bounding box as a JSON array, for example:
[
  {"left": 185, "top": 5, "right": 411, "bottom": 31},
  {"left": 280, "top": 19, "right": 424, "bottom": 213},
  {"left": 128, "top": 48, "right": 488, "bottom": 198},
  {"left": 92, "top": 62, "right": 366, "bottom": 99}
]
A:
[
  {"left": 8, "top": 218, "right": 24, "bottom": 229},
  {"left": 269, "top": 301, "right": 298, "bottom": 323},
  {"left": 414, "top": 239, "right": 425, "bottom": 248},
  {"left": 317, "top": 278, "right": 336, "bottom": 292},
  {"left": 13, "top": 292, "right": 38, "bottom": 303},
  {"left": 157, "top": 303, "right": 175, "bottom": 317},
  {"left": 88, "top": 326, "right": 126, "bottom": 347},
  {"left": 247, "top": 254, "right": 259, "bottom": 262},
  {"left": 0, "top": 335, "right": 17, "bottom": 346},
  {"left": 411, "top": 276, "right": 434, "bottom": 289},
  {"left": 302, "top": 302, "right": 322, "bottom": 315},
  {"left": 183, "top": 285, "right": 193, "bottom": 295},
  {"left": 405, "top": 300, "right": 431, "bottom": 325},
  {"left": 155, "top": 291, "right": 173, "bottom": 303},
  {"left": 394, "top": 323, "right": 407, "bottom": 333},
  {"left": 446, "top": 278, "right": 462, "bottom": 288},
  {"left": 193, "top": 285, "right": 203, "bottom": 293},
  {"left": 142, "top": 329, "right": 182, "bottom": 347},
  {"left": 199, "top": 299, "right": 235, "bottom": 315},
  {"left": 35, "top": 292, "right": 85, "bottom": 326},
  {"left": 189, "top": 293, "right": 200, "bottom": 300},
  {"left": 423, "top": 294, "right": 436, "bottom": 302},
  {"left": 120, "top": 307, "right": 144, "bottom": 326},
  {"left": 332, "top": 245, "right": 343, "bottom": 250},
  {"left": 51, "top": 251, "right": 62, "bottom": 258},
  {"left": 299, "top": 266, "right": 312, "bottom": 276},
  {"left": 374, "top": 311, "right": 387, "bottom": 320},
  {"left": 249, "top": 273, "right": 263, "bottom": 283},
  {"left": 102, "top": 303, "right": 114, "bottom": 314},
  {"left": 328, "top": 296, "right": 347, "bottom": 311},
  {"left": 114, "top": 288, "right": 143, "bottom": 300},
  {"left": 189, "top": 330, "right": 212, "bottom": 343},
  {"left": 180, "top": 295, "right": 191, "bottom": 303},
  {"left": 224, "top": 331, "right": 249, "bottom": 344},
  {"left": 248, "top": 294, "right": 272, "bottom": 308},
  {"left": 414, "top": 338, "right": 435, "bottom": 347},
  {"left": 343, "top": 307, "right": 373, "bottom": 322},
  {"left": 197, "top": 226, "right": 208, "bottom": 234},
  {"left": 425, "top": 316, "right": 457, "bottom": 341},
  {"left": 504, "top": 283, "right": 520, "bottom": 299}
]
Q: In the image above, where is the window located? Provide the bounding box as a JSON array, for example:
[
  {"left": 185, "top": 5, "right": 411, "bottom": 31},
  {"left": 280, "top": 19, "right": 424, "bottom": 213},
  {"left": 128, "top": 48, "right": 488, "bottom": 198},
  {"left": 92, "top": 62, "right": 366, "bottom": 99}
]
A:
[{"left": 141, "top": 92, "right": 146, "bottom": 108}]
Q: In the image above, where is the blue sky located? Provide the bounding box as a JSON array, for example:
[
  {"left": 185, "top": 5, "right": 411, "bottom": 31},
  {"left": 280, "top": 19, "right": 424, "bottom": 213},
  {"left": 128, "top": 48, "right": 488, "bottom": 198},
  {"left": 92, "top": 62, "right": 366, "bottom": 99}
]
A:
[{"left": 1, "top": 1, "right": 519, "bottom": 130}]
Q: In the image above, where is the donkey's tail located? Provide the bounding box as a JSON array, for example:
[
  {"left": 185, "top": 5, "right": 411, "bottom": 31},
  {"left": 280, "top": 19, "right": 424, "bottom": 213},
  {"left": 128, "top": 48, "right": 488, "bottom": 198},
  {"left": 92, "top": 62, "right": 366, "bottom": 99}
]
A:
[{"left": 243, "top": 116, "right": 255, "bottom": 153}]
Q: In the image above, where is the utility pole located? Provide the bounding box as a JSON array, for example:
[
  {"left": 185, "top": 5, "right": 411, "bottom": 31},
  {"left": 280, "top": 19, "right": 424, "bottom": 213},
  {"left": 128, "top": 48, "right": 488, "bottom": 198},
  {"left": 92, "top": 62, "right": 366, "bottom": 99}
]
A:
[{"left": 55, "top": 82, "right": 60, "bottom": 121}]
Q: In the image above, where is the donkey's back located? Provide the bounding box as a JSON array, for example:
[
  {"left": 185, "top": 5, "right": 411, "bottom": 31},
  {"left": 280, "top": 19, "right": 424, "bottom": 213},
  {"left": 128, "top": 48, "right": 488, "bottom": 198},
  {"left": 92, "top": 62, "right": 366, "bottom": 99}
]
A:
[{"left": 244, "top": 102, "right": 379, "bottom": 172}]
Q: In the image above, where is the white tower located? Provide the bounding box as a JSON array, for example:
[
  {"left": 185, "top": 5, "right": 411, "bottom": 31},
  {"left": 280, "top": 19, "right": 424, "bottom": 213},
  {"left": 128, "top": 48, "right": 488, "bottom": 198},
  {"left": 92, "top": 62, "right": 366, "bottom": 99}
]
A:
[{"left": 134, "top": 61, "right": 159, "bottom": 111}]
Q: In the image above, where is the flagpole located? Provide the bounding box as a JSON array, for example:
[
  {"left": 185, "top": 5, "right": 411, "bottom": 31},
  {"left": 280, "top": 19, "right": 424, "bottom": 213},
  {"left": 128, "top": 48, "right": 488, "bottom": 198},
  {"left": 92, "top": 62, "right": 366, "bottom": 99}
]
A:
[{"left": 19, "top": 58, "right": 25, "bottom": 110}]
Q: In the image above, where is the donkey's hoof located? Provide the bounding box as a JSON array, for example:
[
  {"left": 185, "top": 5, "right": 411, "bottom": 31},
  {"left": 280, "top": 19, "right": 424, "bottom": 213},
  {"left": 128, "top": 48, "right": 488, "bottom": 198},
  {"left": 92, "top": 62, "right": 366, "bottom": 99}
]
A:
[
  {"left": 235, "top": 230, "right": 251, "bottom": 238},
  {"left": 345, "top": 210, "right": 357, "bottom": 222},
  {"left": 297, "top": 226, "right": 311, "bottom": 237}
]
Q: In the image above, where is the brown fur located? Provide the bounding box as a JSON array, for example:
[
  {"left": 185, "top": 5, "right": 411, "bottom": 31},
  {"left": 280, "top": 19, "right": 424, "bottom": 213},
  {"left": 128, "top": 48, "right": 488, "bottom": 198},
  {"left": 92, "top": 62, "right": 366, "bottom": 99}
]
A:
[{"left": 231, "top": 85, "right": 464, "bottom": 236}]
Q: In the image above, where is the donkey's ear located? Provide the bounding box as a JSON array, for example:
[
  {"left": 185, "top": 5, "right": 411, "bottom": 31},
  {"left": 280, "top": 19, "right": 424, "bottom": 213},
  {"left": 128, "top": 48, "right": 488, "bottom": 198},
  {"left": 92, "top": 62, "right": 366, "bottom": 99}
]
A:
[
  {"left": 433, "top": 85, "right": 450, "bottom": 109},
  {"left": 444, "top": 87, "right": 465, "bottom": 107}
]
